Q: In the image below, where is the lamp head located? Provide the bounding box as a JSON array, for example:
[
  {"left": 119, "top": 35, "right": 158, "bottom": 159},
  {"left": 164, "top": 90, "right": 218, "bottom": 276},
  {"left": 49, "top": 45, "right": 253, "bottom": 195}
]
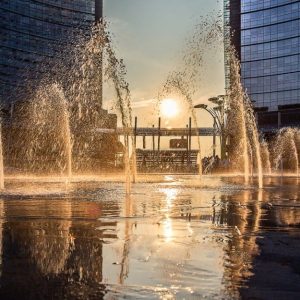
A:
[
  {"left": 208, "top": 97, "right": 219, "bottom": 104},
  {"left": 194, "top": 103, "right": 208, "bottom": 109}
]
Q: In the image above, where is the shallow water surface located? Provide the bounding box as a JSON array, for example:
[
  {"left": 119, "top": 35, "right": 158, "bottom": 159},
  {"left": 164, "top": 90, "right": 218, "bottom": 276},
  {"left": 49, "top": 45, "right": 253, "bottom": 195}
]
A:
[{"left": 0, "top": 175, "right": 299, "bottom": 299}]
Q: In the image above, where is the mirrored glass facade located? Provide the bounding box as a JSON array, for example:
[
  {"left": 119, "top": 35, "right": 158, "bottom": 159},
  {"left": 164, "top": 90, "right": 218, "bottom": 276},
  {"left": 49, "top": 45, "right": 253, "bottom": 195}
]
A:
[
  {"left": 0, "top": 0, "right": 99, "bottom": 106},
  {"left": 240, "top": 0, "right": 300, "bottom": 111},
  {"left": 226, "top": 0, "right": 300, "bottom": 129}
]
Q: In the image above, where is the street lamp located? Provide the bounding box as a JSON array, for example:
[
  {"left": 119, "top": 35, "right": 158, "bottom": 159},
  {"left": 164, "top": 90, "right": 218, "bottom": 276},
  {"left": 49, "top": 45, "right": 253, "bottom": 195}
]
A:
[{"left": 194, "top": 95, "right": 227, "bottom": 159}]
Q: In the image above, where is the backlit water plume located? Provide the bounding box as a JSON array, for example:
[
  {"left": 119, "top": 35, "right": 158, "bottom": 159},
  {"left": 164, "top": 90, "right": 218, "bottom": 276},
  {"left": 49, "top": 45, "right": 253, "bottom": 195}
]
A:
[
  {"left": 272, "top": 128, "right": 299, "bottom": 175},
  {"left": 159, "top": 13, "right": 224, "bottom": 176},
  {"left": 260, "top": 140, "right": 271, "bottom": 175},
  {"left": 105, "top": 39, "right": 137, "bottom": 189},
  {"left": 8, "top": 83, "right": 72, "bottom": 176},
  {"left": 6, "top": 21, "right": 135, "bottom": 191},
  {"left": 226, "top": 48, "right": 263, "bottom": 188}
]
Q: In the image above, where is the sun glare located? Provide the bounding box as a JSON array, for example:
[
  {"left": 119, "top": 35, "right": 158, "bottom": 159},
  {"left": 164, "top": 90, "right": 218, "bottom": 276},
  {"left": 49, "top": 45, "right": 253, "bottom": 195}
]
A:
[{"left": 160, "top": 98, "right": 179, "bottom": 118}]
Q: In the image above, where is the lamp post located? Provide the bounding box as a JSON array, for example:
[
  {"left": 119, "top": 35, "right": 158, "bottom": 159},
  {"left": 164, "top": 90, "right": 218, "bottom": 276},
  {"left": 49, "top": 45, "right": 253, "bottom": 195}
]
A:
[{"left": 194, "top": 95, "right": 227, "bottom": 159}]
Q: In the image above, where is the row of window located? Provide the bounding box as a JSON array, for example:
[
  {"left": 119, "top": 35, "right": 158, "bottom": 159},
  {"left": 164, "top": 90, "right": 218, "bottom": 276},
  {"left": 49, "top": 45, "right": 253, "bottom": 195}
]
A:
[
  {"left": 41, "top": 0, "right": 95, "bottom": 13},
  {"left": 242, "top": 55, "right": 300, "bottom": 77},
  {"left": 0, "top": 47, "right": 54, "bottom": 64},
  {"left": 249, "top": 90, "right": 300, "bottom": 108},
  {"left": 0, "top": 24, "right": 72, "bottom": 51},
  {"left": 243, "top": 72, "right": 300, "bottom": 94},
  {"left": 0, "top": 65, "right": 25, "bottom": 78},
  {"left": 1, "top": 8, "right": 94, "bottom": 31},
  {"left": 0, "top": 43, "right": 64, "bottom": 92},
  {"left": 0, "top": 80, "right": 27, "bottom": 104},
  {"left": 241, "top": 18, "right": 300, "bottom": 45},
  {"left": 1, "top": 40, "right": 67, "bottom": 59},
  {"left": 1, "top": 0, "right": 95, "bottom": 14},
  {"left": 241, "top": 2, "right": 300, "bottom": 29},
  {"left": 0, "top": 55, "right": 40, "bottom": 69},
  {"left": 241, "top": 37, "right": 300, "bottom": 61},
  {"left": 241, "top": 0, "right": 300, "bottom": 13},
  {"left": 240, "top": 1, "right": 300, "bottom": 111}
]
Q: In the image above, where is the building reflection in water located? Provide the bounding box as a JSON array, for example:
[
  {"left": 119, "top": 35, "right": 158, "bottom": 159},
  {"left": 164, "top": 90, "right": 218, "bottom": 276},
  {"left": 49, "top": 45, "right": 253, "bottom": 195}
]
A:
[
  {"left": 238, "top": 180, "right": 300, "bottom": 299},
  {"left": 216, "top": 180, "right": 300, "bottom": 299},
  {"left": 218, "top": 190, "right": 263, "bottom": 298},
  {"left": 0, "top": 178, "right": 298, "bottom": 299},
  {"left": 0, "top": 198, "right": 119, "bottom": 299},
  {"left": 119, "top": 194, "right": 133, "bottom": 284}
]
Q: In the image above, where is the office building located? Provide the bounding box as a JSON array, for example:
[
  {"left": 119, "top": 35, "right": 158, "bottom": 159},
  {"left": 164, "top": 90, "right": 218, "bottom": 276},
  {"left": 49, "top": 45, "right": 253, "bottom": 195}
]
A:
[
  {"left": 0, "top": 0, "right": 102, "bottom": 107},
  {"left": 0, "top": 1, "right": 121, "bottom": 172},
  {"left": 225, "top": 0, "right": 300, "bottom": 130}
]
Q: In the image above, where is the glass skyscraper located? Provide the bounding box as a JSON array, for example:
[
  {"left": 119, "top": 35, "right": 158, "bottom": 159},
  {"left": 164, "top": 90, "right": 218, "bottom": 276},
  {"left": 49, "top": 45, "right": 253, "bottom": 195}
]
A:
[
  {"left": 226, "top": 0, "right": 300, "bottom": 129},
  {"left": 0, "top": 0, "right": 102, "bottom": 108}
]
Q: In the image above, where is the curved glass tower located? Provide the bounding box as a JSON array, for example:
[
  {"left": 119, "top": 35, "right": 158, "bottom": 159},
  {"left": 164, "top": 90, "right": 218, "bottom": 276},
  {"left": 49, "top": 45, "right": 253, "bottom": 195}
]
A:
[
  {"left": 227, "top": 0, "right": 300, "bottom": 129},
  {"left": 0, "top": 0, "right": 101, "bottom": 107}
]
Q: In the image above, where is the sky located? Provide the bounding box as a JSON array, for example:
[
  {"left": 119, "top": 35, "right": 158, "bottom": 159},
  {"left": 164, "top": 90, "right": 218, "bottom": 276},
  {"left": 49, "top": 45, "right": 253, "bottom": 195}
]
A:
[{"left": 103, "top": 0, "right": 225, "bottom": 155}]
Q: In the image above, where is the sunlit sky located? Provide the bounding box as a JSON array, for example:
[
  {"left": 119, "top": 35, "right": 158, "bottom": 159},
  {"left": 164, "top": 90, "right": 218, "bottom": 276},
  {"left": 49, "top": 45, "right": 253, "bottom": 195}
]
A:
[{"left": 104, "top": 0, "right": 225, "bottom": 155}]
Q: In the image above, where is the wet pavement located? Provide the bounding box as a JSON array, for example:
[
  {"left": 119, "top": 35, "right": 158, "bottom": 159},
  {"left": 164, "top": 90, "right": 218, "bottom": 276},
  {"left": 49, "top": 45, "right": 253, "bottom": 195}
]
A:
[{"left": 0, "top": 175, "right": 299, "bottom": 299}]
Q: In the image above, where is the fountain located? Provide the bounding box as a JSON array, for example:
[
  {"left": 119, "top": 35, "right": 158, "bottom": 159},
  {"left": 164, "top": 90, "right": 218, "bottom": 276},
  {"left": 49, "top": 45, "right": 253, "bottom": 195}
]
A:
[
  {"left": 2, "top": 21, "right": 136, "bottom": 191},
  {"left": 225, "top": 50, "right": 250, "bottom": 183},
  {"left": 0, "top": 10, "right": 299, "bottom": 300},
  {"left": 260, "top": 140, "right": 271, "bottom": 175},
  {"left": 226, "top": 48, "right": 263, "bottom": 188},
  {"left": 0, "top": 16, "right": 298, "bottom": 192},
  {"left": 161, "top": 73, "right": 203, "bottom": 175},
  {"left": 104, "top": 29, "right": 137, "bottom": 190},
  {"left": 225, "top": 48, "right": 299, "bottom": 181},
  {"left": 244, "top": 95, "right": 263, "bottom": 188},
  {"left": 6, "top": 84, "right": 72, "bottom": 177},
  {"left": 71, "top": 22, "right": 138, "bottom": 188},
  {"left": 272, "top": 128, "right": 300, "bottom": 175},
  {"left": 159, "top": 14, "right": 224, "bottom": 176}
]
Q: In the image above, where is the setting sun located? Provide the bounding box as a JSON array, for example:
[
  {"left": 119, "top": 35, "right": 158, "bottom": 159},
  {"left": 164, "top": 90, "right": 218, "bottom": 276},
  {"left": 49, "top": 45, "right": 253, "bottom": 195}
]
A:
[{"left": 160, "top": 98, "right": 179, "bottom": 118}]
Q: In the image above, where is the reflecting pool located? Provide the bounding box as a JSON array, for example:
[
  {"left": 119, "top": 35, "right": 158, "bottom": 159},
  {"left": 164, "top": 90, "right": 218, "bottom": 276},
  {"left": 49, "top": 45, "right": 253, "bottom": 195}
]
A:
[{"left": 0, "top": 175, "right": 299, "bottom": 299}]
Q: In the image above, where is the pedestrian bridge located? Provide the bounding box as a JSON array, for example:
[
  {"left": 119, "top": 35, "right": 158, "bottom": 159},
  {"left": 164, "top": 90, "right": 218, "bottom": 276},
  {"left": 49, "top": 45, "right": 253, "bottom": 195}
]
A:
[{"left": 110, "top": 127, "right": 220, "bottom": 137}]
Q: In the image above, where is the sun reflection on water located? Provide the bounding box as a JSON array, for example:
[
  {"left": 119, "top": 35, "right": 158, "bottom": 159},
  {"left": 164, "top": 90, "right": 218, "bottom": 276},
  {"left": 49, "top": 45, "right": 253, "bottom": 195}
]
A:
[
  {"left": 0, "top": 177, "right": 298, "bottom": 298},
  {"left": 163, "top": 216, "right": 173, "bottom": 243},
  {"left": 160, "top": 188, "right": 179, "bottom": 242}
]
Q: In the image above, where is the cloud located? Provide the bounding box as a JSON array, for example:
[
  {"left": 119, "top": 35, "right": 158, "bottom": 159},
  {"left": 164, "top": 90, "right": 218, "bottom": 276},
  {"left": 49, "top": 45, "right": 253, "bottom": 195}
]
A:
[{"left": 131, "top": 98, "right": 156, "bottom": 108}]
